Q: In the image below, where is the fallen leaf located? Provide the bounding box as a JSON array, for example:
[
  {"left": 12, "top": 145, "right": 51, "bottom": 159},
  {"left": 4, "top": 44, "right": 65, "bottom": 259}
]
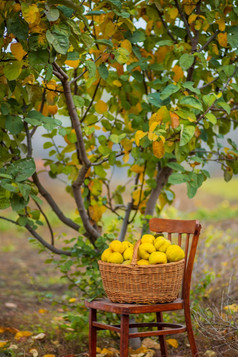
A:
[
  {"left": 130, "top": 346, "right": 148, "bottom": 355},
  {"left": 0, "top": 341, "right": 8, "bottom": 348},
  {"left": 142, "top": 338, "right": 160, "bottom": 349},
  {"left": 9, "top": 344, "right": 18, "bottom": 350},
  {"left": 224, "top": 303, "right": 238, "bottom": 313},
  {"left": 204, "top": 350, "right": 216, "bottom": 357},
  {"left": 5, "top": 302, "right": 17, "bottom": 309},
  {"left": 166, "top": 338, "right": 179, "bottom": 348},
  {"left": 38, "top": 308, "right": 48, "bottom": 314},
  {"left": 30, "top": 349, "right": 39, "bottom": 357},
  {"left": 43, "top": 355, "right": 56, "bottom": 357},
  {"left": 32, "top": 333, "right": 46, "bottom": 340},
  {"left": 15, "top": 331, "right": 33, "bottom": 340},
  {"left": 0, "top": 327, "right": 18, "bottom": 334},
  {"left": 68, "top": 298, "right": 76, "bottom": 303},
  {"left": 101, "top": 348, "right": 114, "bottom": 356}
]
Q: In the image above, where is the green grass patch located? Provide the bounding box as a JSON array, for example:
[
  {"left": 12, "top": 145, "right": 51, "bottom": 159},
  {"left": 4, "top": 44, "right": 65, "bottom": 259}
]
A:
[{"left": 200, "top": 177, "right": 238, "bottom": 200}]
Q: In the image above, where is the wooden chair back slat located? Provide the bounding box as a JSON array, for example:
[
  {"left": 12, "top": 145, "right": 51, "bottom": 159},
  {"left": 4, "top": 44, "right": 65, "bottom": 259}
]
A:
[
  {"left": 178, "top": 233, "right": 182, "bottom": 246},
  {"left": 149, "top": 218, "right": 201, "bottom": 300},
  {"left": 149, "top": 218, "right": 197, "bottom": 234}
]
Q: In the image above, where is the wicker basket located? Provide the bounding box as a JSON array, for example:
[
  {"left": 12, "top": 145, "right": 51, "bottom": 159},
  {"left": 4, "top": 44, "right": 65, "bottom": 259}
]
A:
[{"left": 98, "top": 239, "right": 185, "bottom": 304}]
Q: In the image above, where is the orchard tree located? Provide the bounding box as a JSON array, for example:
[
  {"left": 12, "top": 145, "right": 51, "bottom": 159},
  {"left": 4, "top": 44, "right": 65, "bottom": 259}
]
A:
[{"left": 0, "top": 0, "right": 238, "bottom": 266}]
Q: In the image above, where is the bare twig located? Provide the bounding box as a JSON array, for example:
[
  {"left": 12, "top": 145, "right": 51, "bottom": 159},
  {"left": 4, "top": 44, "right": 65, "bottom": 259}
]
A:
[
  {"left": 34, "top": 200, "right": 55, "bottom": 246},
  {"left": 154, "top": 2, "right": 178, "bottom": 44},
  {"left": 174, "top": 0, "right": 193, "bottom": 42},
  {"left": 198, "top": 29, "right": 220, "bottom": 52},
  {"left": 81, "top": 79, "right": 101, "bottom": 123}
]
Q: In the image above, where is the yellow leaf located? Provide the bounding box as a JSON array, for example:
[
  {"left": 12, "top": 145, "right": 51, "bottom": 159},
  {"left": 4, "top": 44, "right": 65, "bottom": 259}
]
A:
[
  {"left": 11, "top": 43, "right": 27, "bottom": 61},
  {"left": 195, "top": 19, "right": 202, "bottom": 31},
  {"left": 131, "top": 165, "right": 144, "bottom": 174},
  {"left": 149, "top": 107, "right": 169, "bottom": 126},
  {"left": 172, "top": 65, "right": 184, "bottom": 82},
  {"left": 166, "top": 338, "right": 179, "bottom": 348},
  {"left": 153, "top": 141, "right": 165, "bottom": 159},
  {"left": 183, "top": 0, "right": 196, "bottom": 15},
  {"left": 43, "top": 355, "right": 56, "bottom": 357},
  {"left": 38, "top": 308, "right": 48, "bottom": 314},
  {"left": 212, "top": 44, "right": 219, "bottom": 55},
  {"left": 0, "top": 341, "right": 8, "bottom": 348},
  {"left": 168, "top": 8, "right": 178, "bottom": 20},
  {"left": 15, "top": 331, "right": 33, "bottom": 340},
  {"left": 112, "top": 80, "right": 122, "bottom": 87},
  {"left": 224, "top": 303, "right": 238, "bottom": 312},
  {"left": 22, "top": 4, "right": 40, "bottom": 25},
  {"left": 217, "top": 32, "right": 227, "bottom": 47},
  {"left": 120, "top": 39, "right": 132, "bottom": 54},
  {"left": 123, "top": 153, "right": 130, "bottom": 163},
  {"left": 65, "top": 60, "right": 80, "bottom": 68},
  {"left": 135, "top": 130, "right": 147, "bottom": 146},
  {"left": 101, "top": 348, "right": 114, "bottom": 356},
  {"left": 69, "top": 298, "right": 76, "bottom": 303},
  {"left": 121, "top": 138, "right": 132, "bottom": 153},
  {"left": 149, "top": 122, "right": 159, "bottom": 132},
  {"left": 217, "top": 19, "right": 225, "bottom": 31},
  {"left": 148, "top": 132, "right": 158, "bottom": 141},
  {"left": 188, "top": 14, "right": 197, "bottom": 24},
  {"left": 155, "top": 46, "right": 170, "bottom": 63},
  {"left": 89, "top": 204, "right": 106, "bottom": 222},
  {"left": 170, "top": 112, "right": 180, "bottom": 128},
  {"left": 130, "top": 346, "right": 148, "bottom": 354},
  {"left": 132, "top": 189, "right": 144, "bottom": 206},
  {"left": 95, "top": 100, "right": 108, "bottom": 114},
  {"left": 96, "top": 347, "right": 101, "bottom": 353}
]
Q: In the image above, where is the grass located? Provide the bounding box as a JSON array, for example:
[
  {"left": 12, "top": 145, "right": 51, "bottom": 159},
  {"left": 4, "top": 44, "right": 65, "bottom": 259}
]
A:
[{"left": 200, "top": 177, "right": 238, "bottom": 200}]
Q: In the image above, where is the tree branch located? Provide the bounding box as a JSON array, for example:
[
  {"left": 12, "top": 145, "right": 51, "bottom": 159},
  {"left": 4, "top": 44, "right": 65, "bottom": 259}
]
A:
[
  {"left": 174, "top": 0, "right": 193, "bottom": 42},
  {"left": 154, "top": 2, "right": 178, "bottom": 44},
  {"left": 24, "top": 122, "right": 32, "bottom": 158},
  {"left": 34, "top": 200, "right": 55, "bottom": 246},
  {"left": 199, "top": 77, "right": 219, "bottom": 89},
  {"left": 198, "top": 29, "right": 220, "bottom": 52},
  {"left": 81, "top": 79, "right": 101, "bottom": 123},
  {"left": 32, "top": 172, "right": 80, "bottom": 232},
  {"left": 26, "top": 223, "right": 72, "bottom": 256}
]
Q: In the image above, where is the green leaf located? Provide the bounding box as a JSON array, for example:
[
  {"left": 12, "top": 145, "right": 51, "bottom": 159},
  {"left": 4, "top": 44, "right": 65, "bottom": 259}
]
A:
[
  {"left": 81, "top": 33, "right": 94, "bottom": 48},
  {"left": 7, "top": 158, "right": 36, "bottom": 182},
  {"left": 17, "top": 216, "right": 28, "bottom": 226},
  {"left": 96, "top": 39, "right": 113, "bottom": 48},
  {"left": 58, "top": 5, "right": 75, "bottom": 17},
  {"left": 94, "top": 165, "right": 107, "bottom": 179},
  {"left": 18, "top": 183, "right": 31, "bottom": 201},
  {"left": 98, "top": 64, "right": 109, "bottom": 80},
  {"left": 46, "top": 29, "right": 69, "bottom": 54},
  {"left": 180, "top": 125, "right": 195, "bottom": 146},
  {"left": 182, "top": 82, "right": 200, "bottom": 95},
  {"left": 7, "top": 13, "right": 29, "bottom": 40},
  {"left": 25, "top": 110, "right": 62, "bottom": 129},
  {"left": 45, "top": 5, "right": 60, "bottom": 21},
  {"left": 107, "top": 0, "right": 122, "bottom": 9},
  {"left": 0, "top": 188, "right": 10, "bottom": 209},
  {"left": 114, "top": 47, "right": 130, "bottom": 64},
  {"left": 5, "top": 115, "right": 24, "bottom": 135},
  {"left": 30, "top": 193, "right": 43, "bottom": 205},
  {"left": 85, "top": 60, "right": 96, "bottom": 78},
  {"left": 0, "top": 173, "right": 13, "bottom": 179},
  {"left": 11, "top": 194, "right": 29, "bottom": 211},
  {"left": 168, "top": 173, "right": 189, "bottom": 184},
  {"left": 129, "top": 30, "right": 146, "bottom": 43},
  {"left": 179, "top": 53, "right": 194, "bottom": 70},
  {"left": 202, "top": 93, "right": 216, "bottom": 107},
  {"left": 109, "top": 134, "right": 126, "bottom": 144},
  {"left": 160, "top": 84, "right": 180, "bottom": 101},
  {"left": 217, "top": 102, "right": 231, "bottom": 114},
  {"left": 176, "top": 109, "right": 196, "bottom": 121},
  {"left": 166, "top": 162, "right": 185, "bottom": 171},
  {"left": 179, "top": 96, "right": 203, "bottom": 111},
  {"left": 86, "top": 10, "right": 106, "bottom": 16},
  {"left": 148, "top": 93, "right": 162, "bottom": 107},
  {"left": 29, "top": 50, "right": 49, "bottom": 66},
  {"left": 73, "top": 95, "right": 85, "bottom": 107},
  {"left": 205, "top": 113, "right": 217, "bottom": 124},
  {"left": 43, "top": 142, "right": 53, "bottom": 149},
  {"left": 4, "top": 62, "right": 22, "bottom": 81}
]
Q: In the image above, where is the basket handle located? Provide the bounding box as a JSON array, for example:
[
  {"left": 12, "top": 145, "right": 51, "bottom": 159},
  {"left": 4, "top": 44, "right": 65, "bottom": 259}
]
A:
[{"left": 131, "top": 239, "right": 141, "bottom": 266}]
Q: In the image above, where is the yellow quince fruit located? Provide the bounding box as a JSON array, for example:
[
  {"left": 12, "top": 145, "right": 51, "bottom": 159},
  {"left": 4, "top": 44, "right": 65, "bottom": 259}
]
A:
[
  {"left": 123, "top": 247, "right": 134, "bottom": 261},
  {"left": 154, "top": 236, "right": 171, "bottom": 252},
  {"left": 101, "top": 248, "right": 112, "bottom": 262},
  {"left": 109, "top": 240, "right": 124, "bottom": 253},
  {"left": 141, "top": 234, "right": 155, "bottom": 244},
  {"left": 122, "top": 240, "right": 133, "bottom": 251},
  {"left": 107, "top": 252, "right": 123, "bottom": 264},
  {"left": 139, "top": 242, "right": 155, "bottom": 259},
  {"left": 137, "top": 259, "right": 150, "bottom": 265},
  {"left": 166, "top": 245, "right": 185, "bottom": 262},
  {"left": 149, "top": 251, "right": 167, "bottom": 264},
  {"left": 122, "top": 259, "right": 131, "bottom": 265}
]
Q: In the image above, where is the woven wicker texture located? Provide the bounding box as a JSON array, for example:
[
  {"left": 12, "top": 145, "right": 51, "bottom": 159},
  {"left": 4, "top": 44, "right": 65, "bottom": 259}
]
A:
[{"left": 98, "top": 239, "right": 185, "bottom": 304}]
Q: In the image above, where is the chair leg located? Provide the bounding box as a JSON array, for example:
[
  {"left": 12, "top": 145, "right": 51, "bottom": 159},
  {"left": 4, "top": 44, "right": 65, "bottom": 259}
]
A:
[
  {"left": 120, "top": 314, "right": 129, "bottom": 357},
  {"left": 89, "top": 308, "right": 97, "bottom": 357},
  {"left": 184, "top": 305, "right": 198, "bottom": 357},
  {"left": 156, "top": 312, "right": 168, "bottom": 357}
]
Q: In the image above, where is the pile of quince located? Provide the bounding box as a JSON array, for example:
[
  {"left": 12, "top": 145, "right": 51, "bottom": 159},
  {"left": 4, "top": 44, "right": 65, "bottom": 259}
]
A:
[{"left": 100, "top": 234, "right": 185, "bottom": 265}]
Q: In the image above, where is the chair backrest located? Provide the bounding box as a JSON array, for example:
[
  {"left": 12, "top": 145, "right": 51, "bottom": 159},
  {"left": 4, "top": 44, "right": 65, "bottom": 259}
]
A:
[{"left": 149, "top": 218, "right": 201, "bottom": 300}]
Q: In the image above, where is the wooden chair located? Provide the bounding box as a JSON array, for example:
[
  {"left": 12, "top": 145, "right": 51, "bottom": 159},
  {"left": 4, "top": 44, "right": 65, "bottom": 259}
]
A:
[{"left": 85, "top": 218, "right": 202, "bottom": 357}]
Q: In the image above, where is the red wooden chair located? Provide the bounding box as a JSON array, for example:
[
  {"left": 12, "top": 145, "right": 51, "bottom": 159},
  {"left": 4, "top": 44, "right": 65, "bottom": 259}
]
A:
[{"left": 85, "top": 218, "right": 201, "bottom": 357}]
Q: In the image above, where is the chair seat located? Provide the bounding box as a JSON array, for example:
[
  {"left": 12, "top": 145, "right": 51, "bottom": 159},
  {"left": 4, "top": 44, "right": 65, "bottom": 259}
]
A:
[{"left": 85, "top": 297, "right": 184, "bottom": 314}]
